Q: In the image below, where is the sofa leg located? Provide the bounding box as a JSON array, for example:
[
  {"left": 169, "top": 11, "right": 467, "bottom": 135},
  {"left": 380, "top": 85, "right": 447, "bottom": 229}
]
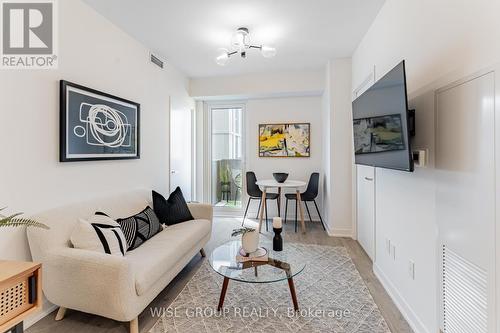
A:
[
  {"left": 130, "top": 317, "right": 139, "bottom": 333},
  {"left": 200, "top": 248, "right": 206, "bottom": 257},
  {"left": 55, "top": 307, "right": 67, "bottom": 321}
]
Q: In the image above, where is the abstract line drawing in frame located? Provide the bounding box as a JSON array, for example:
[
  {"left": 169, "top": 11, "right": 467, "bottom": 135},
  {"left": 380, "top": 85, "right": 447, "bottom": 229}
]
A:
[
  {"left": 259, "top": 123, "right": 310, "bottom": 157},
  {"left": 60, "top": 80, "right": 140, "bottom": 162}
]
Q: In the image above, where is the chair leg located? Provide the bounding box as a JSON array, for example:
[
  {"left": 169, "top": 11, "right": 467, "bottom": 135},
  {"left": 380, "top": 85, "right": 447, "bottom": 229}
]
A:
[
  {"left": 304, "top": 201, "right": 313, "bottom": 223},
  {"left": 265, "top": 200, "right": 269, "bottom": 232},
  {"left": 256, "top": 199, "right": 262, "bottom": 219},
  {"left": 313, "top": 200, "right": 326, "bottom": 231},
  {"left": 284, "top": 198, "right": 288, "bottom": 224},
  {"left": 242, "top": 198, "right": 251, "bottom": 225},
  {"left": 295, "top": 199, "right": 298, "bottom": 233},
  {"left": 235, "top": 189, "right": 240, "bottom": 205},
  {"left": 55, "top": 307, "right": 66, "bottom": 321}
]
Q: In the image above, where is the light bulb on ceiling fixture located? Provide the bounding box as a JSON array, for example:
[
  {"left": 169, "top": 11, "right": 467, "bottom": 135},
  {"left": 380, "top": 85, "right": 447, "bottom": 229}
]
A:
[
  {"left": 215, "top": 49, "right": 229, "bottom": 66},
  {"left": 231, "top": 27, "right": 250, "bottom": 52},
  {"left": 261, "top": 46, "right": 277, "bottom": 58}
]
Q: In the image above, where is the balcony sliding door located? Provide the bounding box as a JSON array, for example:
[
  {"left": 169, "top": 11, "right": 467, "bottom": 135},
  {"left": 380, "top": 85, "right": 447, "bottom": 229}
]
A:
[{"left": 210, "top": 106, "right": 244, "bottom": 209}]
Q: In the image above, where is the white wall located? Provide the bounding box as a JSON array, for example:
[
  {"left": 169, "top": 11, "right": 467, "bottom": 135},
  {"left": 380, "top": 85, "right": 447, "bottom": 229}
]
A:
[
  {"left": 322, "top": 59, "right": 354, "bottom": 237},
  {"left": 244, "top": 96, "right": 324, "bottom": 219},
  {"left": 0, "top": 0, "right": 192, "bottom": 325},
  {"left": 352, "top": 1, "right": 500, "bottom": 332},
  {"left": 190, "top": 70, "right": 324, "bottom": 100},
  {"left": 321, "top": 63, "right": 332, "bottom": 229},
  {"left": 194, "top": 100, "right": 205, "bottom": 201}
]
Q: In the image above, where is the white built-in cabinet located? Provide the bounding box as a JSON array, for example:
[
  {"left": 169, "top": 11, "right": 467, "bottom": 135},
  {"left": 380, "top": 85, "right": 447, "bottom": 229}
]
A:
[
  {"left": 436, "top": 70, "right": 496, "bottom": 333},
  {"left": 356, "top": 165, "right": 375, "bottom": 260}
]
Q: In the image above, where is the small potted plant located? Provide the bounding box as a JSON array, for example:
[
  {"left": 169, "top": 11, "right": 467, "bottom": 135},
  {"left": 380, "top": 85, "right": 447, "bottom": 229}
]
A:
[
  {"left": 0, "top": 207, "right": 49, "bottom": 229},
  {"left": 232, "top": 227, "right": 259, "bottom": 253}
]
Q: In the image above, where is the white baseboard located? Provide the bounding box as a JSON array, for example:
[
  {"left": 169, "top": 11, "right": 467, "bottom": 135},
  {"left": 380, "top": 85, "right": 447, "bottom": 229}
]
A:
[
  {"left": 324, "top": 223, "right": 353, "bottom": 238},
  {"left": 213, "top": 210, "right": 243, "bottom": 217},
  {"left": 373, "top": 263, "right": 432, "bottom": 333}
]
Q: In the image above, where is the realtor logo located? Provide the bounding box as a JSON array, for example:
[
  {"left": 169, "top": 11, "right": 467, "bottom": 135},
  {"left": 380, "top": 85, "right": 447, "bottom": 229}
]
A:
[{"left": 1, "top": 0, "right": 58, "bottom": 69}]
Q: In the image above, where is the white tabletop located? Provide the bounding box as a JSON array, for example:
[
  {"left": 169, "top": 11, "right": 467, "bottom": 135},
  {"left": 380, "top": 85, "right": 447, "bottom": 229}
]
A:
[{"left": 255, "top": 179, "right": 307, "bottom": 188}]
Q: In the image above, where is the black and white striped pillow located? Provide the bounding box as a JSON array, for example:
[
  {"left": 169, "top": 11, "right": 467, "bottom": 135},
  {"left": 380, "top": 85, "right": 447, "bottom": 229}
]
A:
[
  {"left": 91, "top": 223, "right": 127, "bottom": 256},
  {"left": 112, "top": 206, "right": 162, "bottom": 251},
  {"left": 71, "top": 214, "right": 127, "bottom": 256}
]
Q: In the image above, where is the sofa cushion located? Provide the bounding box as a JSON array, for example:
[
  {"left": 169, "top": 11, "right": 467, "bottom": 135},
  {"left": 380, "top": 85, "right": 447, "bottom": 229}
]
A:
[
  {"left": 126, "top": 218, "right": 211, "bottom": 296},
  {"left": 152, "top": 188, "right": 194, "bottom": 225}
]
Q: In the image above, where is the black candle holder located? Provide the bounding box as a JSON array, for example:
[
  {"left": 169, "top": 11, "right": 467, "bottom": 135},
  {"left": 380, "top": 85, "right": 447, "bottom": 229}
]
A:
[{"left": 273, "top": 227, "right": 283, "bottom": 251}]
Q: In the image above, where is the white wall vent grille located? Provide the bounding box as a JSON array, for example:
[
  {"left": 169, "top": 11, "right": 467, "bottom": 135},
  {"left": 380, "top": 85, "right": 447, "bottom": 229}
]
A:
[
  {"left": 442, "top": 245, "right": 487, "bottom": 333},
  {"left": 150, "top": 53, "right": 164, "bottom": 69}
]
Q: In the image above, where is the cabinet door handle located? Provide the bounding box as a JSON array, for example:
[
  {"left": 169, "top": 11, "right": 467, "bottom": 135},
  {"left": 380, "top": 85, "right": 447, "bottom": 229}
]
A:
[{"left": 364, "top": 177, "right": 373, "bottom": 181}]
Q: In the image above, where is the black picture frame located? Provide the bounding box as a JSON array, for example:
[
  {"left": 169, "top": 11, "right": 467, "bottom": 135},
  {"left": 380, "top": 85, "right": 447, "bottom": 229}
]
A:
[{"left": 60, "top": 80, "right": 140, "bottom": 162}]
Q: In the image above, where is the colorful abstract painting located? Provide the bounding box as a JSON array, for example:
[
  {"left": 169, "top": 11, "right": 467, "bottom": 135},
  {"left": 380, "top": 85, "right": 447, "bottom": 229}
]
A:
[{"left": 259, "top": 123, "right": 310, "bottom": 157}]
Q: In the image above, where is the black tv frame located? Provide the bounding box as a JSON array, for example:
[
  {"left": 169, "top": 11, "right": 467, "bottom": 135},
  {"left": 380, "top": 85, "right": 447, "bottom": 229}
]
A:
[{"left": 353, "top": 60, "right": 414, "bottom": 172}]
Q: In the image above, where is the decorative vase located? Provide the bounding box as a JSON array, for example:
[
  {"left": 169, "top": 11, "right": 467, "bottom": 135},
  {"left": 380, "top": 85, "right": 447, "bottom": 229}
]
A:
[
  {"left": 242, "top": 230, "right": 259, "bottom": 254},
  {"left": 273, "top": 228, "right": 283, "bottom": 251}
]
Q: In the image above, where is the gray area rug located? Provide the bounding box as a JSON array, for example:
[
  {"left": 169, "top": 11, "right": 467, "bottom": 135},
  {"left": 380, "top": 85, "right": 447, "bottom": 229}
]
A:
[{"left": 149, "top": 242, "right": 391, "bottom": 333}]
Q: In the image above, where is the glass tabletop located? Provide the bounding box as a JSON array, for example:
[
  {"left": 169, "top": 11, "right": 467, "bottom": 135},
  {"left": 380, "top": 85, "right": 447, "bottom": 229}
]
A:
[{"left": 208, "top": 239, "right": 306, "bottom": 283}]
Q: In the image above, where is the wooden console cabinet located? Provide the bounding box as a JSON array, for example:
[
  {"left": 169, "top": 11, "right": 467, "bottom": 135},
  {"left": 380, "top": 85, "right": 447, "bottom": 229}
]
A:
[{"left": 0, "top": 261, "right": 42, "bottom": 333}]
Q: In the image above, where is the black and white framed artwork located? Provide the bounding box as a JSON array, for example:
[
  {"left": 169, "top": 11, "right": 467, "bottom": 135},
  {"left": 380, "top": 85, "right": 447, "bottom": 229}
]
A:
[{"left": 60, "top": 80, "right": 140, "bottom": 162}]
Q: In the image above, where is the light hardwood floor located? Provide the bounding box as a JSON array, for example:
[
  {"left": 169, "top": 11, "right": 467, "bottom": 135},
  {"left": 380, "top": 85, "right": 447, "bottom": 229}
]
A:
[{"left": 27, "top": 217, "right": 413, "bottom": 333}]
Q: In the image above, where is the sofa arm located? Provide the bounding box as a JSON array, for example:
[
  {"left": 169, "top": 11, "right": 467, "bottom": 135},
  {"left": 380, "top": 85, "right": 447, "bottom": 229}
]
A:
[
  {"left": 188, "top": 202, "right": 213, "bottom": 222},
  {"left": 43, "top": 247, "right": 137, "bottom": 321}
]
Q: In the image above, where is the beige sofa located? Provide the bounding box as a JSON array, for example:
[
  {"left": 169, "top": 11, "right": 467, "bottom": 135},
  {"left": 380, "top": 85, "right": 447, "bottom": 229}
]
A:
[{"left": 27, "top": 190, "right": 212, "bottom": 333}]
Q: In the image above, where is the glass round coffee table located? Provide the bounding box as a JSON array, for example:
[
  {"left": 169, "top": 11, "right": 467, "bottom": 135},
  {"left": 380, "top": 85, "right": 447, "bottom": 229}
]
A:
[{"left": 209, "top": 240, "right": 306, "bottom": 311}]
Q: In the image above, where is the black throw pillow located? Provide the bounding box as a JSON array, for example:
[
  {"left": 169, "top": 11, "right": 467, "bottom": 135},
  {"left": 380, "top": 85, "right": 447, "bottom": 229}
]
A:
[{"left": 152, "top": 187, "right": 194, "bottom": 225}]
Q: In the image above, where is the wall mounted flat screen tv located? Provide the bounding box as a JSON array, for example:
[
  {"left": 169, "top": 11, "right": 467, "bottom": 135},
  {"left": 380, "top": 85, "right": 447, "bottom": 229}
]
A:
[{"left": 352, "top": 60, "right": 414, "bottom": 172}]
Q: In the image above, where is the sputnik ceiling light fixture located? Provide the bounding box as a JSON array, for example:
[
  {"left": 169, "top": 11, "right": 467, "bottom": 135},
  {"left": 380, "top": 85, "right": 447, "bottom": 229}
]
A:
[{"left": 215, "top": 27, "right": 277, "bottom": 66}]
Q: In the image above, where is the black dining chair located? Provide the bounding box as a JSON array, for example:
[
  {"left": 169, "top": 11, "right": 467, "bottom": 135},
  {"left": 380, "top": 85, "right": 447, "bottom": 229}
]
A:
[
  {"left": 242, "top": 171, "right": 280, "bottom": 231},
  {"left": 284, "top": 172, "right": 326, "bottom": 232}
]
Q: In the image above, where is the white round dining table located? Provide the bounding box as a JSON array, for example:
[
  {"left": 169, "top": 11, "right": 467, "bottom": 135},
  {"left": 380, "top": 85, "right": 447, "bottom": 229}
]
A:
[{"left": 255, "top": 179, "right": 307, "bottom": 233}]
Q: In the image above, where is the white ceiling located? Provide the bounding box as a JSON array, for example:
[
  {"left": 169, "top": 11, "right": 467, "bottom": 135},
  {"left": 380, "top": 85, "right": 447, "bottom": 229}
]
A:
[{"left": 83, "top": 0, "right": 385, "bottom": 78}]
